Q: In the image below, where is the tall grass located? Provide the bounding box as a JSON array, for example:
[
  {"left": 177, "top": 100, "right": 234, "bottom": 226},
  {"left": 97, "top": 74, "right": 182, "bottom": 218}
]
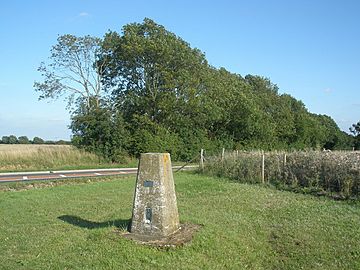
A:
[
  {"left": 203, "top": 150, "right": 360, "bottom": 199},
  {"left": 0, "top": 144, "right": 107, "bottom": 172}
]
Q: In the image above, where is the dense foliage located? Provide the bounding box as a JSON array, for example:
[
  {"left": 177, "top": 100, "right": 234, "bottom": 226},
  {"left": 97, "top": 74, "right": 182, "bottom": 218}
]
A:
[{"left": 36, "top": 18, "right": 355, "bottom": 161}]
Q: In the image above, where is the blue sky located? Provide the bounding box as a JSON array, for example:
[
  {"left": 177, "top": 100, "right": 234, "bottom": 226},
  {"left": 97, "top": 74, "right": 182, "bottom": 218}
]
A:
[{"left": 0, "top": 0, "right": 359, "bottom": 140}]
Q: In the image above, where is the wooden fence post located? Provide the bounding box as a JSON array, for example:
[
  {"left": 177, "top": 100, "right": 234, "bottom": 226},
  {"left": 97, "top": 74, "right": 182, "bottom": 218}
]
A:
[
  {"left": 221, "top": 148, "right": 225, "bottom": 163},
  {"left": 200, "top": 149, "right": 204, "bottom": 171},
  {"left": 261, "top": 152, "right": 265, "bottom": 184}
]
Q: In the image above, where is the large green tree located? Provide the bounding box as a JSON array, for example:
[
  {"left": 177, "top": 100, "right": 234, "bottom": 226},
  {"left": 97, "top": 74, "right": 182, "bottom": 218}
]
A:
[
  {"left": 34, "top": 34, "right": 105, "bottom": 111},
  {"left": 1, "top": 136, "right": 10, "bottom": 144},
  {"left": 34, "top": 34, "right": 130, "bottom": 160},
  {"left": 18, "top": 136, "right": 30, "bottom": 144},
  {"left": 100, "top": 18, "right": 213, "bottom": 158},
  {"left": 8, "top": 135, "right": 18, "bottom": 144},
  {"left": 32, "top": 137, "right": 44, "bottom": 144},
  {"left": 34, "top": 18, "right": 353, "bottom": 161},
  {"left": 71, "top": 100, "right": 129, "bottom": 162}
]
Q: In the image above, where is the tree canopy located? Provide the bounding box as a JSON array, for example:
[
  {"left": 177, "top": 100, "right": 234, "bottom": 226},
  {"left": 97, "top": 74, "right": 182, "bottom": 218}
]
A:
[
  {"left": 350, "top": 121, "right": 360, "bottom": 136},
  {"left": 350, "top": 121, "right": 360, "bottom": 150},
  {"left": 34, "top": 34, "right": 105, "bottom": 111},
  {"left": 35, "top": 18, "right": 354, "bottom": 161}
]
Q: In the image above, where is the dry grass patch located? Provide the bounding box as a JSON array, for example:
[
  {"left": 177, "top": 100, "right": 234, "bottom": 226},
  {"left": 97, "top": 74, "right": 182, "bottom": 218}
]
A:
[{"left": 0, "top": 144, "right": 106, "bottom": 172}]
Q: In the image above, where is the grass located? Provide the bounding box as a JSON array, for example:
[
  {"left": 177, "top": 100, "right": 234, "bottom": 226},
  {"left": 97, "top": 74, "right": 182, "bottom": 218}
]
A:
[
  {"left": 0, "top": 172, "right": 359, "bottom": 269},
  {"left": 0, "top": 144, "right": 138, "bottom": 172}
]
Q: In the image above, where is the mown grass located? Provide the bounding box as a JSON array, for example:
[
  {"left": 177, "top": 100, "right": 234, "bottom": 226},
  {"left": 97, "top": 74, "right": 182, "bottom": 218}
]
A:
[
  {"left": 0, "top": 145, "right": 138, "bottom": 172},
  {"left": 0, "top": 173, "right": 359, "bottom": 269}
]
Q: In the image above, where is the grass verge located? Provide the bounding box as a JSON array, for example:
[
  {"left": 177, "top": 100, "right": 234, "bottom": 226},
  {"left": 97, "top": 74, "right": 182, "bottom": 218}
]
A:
[{"left": 0, "top": 173, "right": 359, "bottom": 269}]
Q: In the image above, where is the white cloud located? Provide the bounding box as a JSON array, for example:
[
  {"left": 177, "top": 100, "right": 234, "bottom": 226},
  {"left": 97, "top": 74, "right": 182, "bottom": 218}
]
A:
[
  {"left": 323, "top": 88, "right": 332, "bottom": 94},
  {"left": 78, "top": 12, "right": 90, "bottom": 17},
  {"left": 67, "top": 11, "right": 91, "bottom": 23},
  {"left": 66, "top": 12, "right": 91, "bottom": 23}
]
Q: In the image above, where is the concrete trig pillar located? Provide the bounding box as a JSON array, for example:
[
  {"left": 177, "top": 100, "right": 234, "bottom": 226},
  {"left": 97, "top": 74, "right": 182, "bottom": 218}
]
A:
[{"left": 130, "top": 153, "right": 180, "bottom": 237}]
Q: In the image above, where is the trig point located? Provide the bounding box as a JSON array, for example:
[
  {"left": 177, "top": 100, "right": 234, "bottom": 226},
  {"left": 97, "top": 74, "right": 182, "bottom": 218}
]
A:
[
  {"left": 130, "top": 153, "right": 180, "bottom": 237},
  {"left": 122, "top": 152, "right": 201, "bottom": 247}
]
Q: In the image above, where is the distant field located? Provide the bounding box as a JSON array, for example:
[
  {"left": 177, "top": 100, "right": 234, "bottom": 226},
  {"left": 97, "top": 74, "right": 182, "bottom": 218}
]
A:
[
  {"left": 0, "top": 144, "right": 132, "bottom": 172},
  {"left": 0, "top": 173, "right": 359, "bottom": 269}
]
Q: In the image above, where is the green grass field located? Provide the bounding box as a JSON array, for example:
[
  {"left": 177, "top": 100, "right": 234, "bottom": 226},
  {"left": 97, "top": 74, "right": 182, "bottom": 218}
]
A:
[{"left": 1, "top": 173, "right": 359, "bottom": 269}]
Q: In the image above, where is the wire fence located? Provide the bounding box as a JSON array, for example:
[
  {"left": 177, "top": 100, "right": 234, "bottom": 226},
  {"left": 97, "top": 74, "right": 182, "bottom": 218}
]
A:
[{"left": 199, "top": 148, "right": 360, "bottom": 199}]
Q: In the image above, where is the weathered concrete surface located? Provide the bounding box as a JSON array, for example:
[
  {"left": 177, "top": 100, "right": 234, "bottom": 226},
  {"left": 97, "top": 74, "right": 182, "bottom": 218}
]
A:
[
  {"left": 130, "top": 153, "right": 180, "bottom": 237},
  {"left": 122, "top": 223, "right": 202, "bottom": 248}
]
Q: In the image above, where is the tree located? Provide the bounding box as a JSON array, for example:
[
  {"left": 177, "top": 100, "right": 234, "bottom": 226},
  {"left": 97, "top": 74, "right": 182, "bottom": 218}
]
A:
[
  {"left": 102, "top": 18, "right": 208, "bottom": 116},
  {"left": 34, "top": 34, "right": 106, "bottom": 111},
  {"left": 56, "top": 140, "right": 70, "bottom": 145},
  {"left": 350, "top": 121, "right": 360, "bottom": 136},
  {"left": 1, "top": 136, "right": 10, "bottom": 144},
  {"left": 32, "top": 137, "right": 45, "bottom": 144},
  {"left": 71, "top": 101, "right": 129, "bottom": 162},
  {"left": 8, "top": 135, "right": 18, "bottom": 144},
  {"left": 350, "top": 121, "right": 360, "bottom": 150},
  {"left": 34, "top": 19, "right": 350, "bottom": 160},
  {"left": 18, "top": 136, "right": 30, "bottom": 144},
  {"left": 100, "top": 18, "right": 212, "bottom": 159}
]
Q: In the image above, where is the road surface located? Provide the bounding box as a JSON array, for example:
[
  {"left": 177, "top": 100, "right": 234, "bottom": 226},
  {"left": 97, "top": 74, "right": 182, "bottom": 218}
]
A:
[{"left": 0, "top": 166, "right": 197, "bottom": 183}]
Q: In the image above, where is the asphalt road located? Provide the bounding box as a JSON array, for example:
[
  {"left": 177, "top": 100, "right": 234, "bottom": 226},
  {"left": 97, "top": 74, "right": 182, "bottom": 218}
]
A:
[{"left": 0, "top": 166, "right": 197, "bottom": 183}]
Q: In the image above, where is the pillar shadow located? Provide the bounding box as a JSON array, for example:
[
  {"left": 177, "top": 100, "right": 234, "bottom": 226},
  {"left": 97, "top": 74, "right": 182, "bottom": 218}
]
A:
[{"left": 58, "top": 215, "right": 131, "bottom": 230}]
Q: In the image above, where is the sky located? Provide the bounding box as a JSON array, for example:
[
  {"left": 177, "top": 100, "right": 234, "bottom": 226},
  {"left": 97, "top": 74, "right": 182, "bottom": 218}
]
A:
[{"left": 0, "top": 0, "right": 359, "bottom": 140}]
